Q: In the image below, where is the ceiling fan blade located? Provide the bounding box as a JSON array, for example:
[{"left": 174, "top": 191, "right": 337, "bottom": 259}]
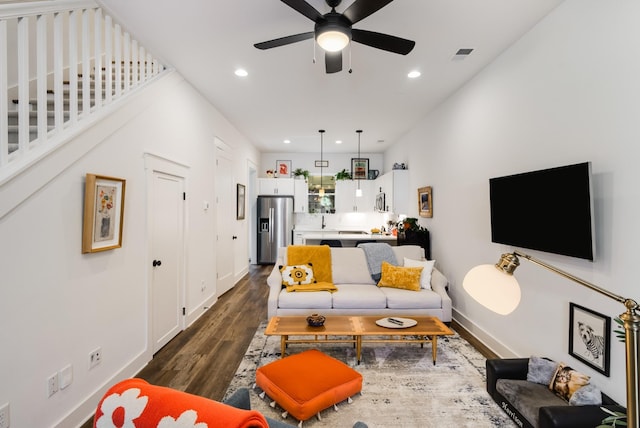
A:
[
  {"left": 343, "top": 0, "right": 393, "bottom": 24},
  {"left": 254, "top": 32, "right": 314, "bottom": 50},
  {"left": 281, "top": 0, "right": 322, "bottom": 22},
  {"left": 325, "top": 51, "right": 342, "bottom": 73},
  {"left": 351, "top": 29, "right": 415, "bottom": 55}
]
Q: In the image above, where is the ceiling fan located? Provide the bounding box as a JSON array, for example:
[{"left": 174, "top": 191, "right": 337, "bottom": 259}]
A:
[{"left": 254, "top": 0, "right": 415, "bottom": 74}]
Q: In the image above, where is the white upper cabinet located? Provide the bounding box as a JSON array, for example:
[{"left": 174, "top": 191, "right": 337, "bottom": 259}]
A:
[
  {"left": 374, "top": 170, "right": 409, "bottom": 214},
  {"left": 293, "top": 179, "right": 308, "bottom": 213},
  {"left": 335, "top": 180, "right": 375, "bottom": 213},
  {"left": 258, "top": 178, "right": 295, "bottom": 195}
]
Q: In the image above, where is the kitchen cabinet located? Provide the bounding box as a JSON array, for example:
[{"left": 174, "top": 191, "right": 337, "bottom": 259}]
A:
[
  {"left": 375, "top": 170, "right": 409, "bottom": 214},
  {"left": 258, "top": 178, "right": 294, "bottom": 195},
  {"left": 335, "top": 180, "right": 375, "bottom": 213},
  {"left": 293, "top": 230, "right": 305, "bottom": 245},
  {"left": 293, "top": 179, "right": 308, "bottom": 213}
]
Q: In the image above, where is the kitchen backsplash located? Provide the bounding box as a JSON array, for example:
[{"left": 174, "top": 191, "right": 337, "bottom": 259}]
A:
[{"left": 294, "top": 211, "right": 400, "bottom": 232}]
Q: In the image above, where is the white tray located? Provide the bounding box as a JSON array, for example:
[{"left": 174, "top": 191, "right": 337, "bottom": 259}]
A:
[{"left": 375, "top": 317, "right": 418, "bottom": 329}]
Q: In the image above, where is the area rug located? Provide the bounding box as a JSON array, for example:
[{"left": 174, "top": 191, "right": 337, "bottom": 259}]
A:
[{"left": 225, "top": 322, "right": 514, "bottom": 428}]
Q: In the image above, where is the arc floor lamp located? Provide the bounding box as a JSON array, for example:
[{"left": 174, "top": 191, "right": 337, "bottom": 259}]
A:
[{"left": 464, "top": 250, "right": 640, "bottom": 428}]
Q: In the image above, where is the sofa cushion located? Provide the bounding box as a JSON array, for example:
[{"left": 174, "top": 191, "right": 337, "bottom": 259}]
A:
[
  {"left": 331, "top": 284, "right": 387, "bottom": 309},
  {"left": 497, "top": 379, "right": 567, "bottom": 427},
  {"left": 280, "top": 264, "right": 316, "bottom": 286},
  {"left": 330, "top": 248, "right": 375, "bottom": 285},
  {"left": 287, "top": 245, "right": 333, "bottom": 283},
  {"left": 569, "top": 383, "right": 602, "bottom": 406},
  {"left": 377, "top": 261, "right": 422, "bottom": 291},
  {"left": 381, "top": 288, "right": 442, "bottom": 309},
  {"left": 277, "top": 289, "right": 333, "bottom": 310},
  {"left": 527, "top": 356, "right": 558, "bottom": 385},
  {"left": 549, "top": 363, "right": 590, "bottom": 402},
  {"left": 403, "top": 257, "right": 435, "bottom": 290}
]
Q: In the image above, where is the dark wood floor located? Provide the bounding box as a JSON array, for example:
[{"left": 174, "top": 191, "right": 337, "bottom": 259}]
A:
[{"left": 81, "top": 264, "right": 495, "bottom": 426}]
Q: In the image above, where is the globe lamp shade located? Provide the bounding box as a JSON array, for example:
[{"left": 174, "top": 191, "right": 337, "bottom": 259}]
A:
[{"left": 463, "top": 264, "right": 521, "bottom": 315}]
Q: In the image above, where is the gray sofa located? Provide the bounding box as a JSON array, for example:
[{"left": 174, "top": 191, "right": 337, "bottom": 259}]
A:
[
  {"left": 266, "top": 245, "right": 452, "bottom": 322},
  {"left": 486, "top": 358, "right": 625, "bottom": 428}
]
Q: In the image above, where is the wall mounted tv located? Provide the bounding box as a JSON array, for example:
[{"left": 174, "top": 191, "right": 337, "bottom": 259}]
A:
[{"left": 489, "top": 162, "right": 595, "bottom": 261}]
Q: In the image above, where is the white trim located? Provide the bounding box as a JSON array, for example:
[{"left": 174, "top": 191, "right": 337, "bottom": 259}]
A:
[{"left": 452, "top": 308, "right": 519, "bottom": 358}]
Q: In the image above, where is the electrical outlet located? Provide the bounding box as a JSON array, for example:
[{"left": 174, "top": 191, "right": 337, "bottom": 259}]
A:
[
  {"left": 47, "top": 373, "right": 59, "bottom": 397},
  {"left": 89, "top": 347, "right": 102, "bottom": 369},
  {"left": 0, "top": 402, "right": 9, "bottom": 428}
]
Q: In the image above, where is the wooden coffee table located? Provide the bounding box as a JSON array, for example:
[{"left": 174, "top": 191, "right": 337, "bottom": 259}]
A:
[{"left": 264, "top": 315, "right": 453, "bottom": 364}]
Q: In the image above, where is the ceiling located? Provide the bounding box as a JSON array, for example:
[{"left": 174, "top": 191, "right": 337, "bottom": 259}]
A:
[{"left": 98, "top": 0, "right": 564, "bottom": 154}]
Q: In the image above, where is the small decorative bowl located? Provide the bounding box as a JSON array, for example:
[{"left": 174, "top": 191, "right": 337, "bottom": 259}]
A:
[{"left": 306, "top": 313, "right": 326, "bottom": 327}]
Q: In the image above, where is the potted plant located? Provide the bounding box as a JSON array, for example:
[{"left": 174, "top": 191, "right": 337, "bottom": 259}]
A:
[
  {"left": 335, "top": 169, "right": 352, "bottom": 180},
  {"left": 293, "top": 168, "right": 309, "bottom": 180}
]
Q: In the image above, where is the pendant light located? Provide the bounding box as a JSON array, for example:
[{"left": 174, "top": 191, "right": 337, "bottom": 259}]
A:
[
  {"left": 319, "top": 130, "right": 325, "bottom": 197},
  {"left": 355, "top": 130, "right": 363, "bottom": 197}
]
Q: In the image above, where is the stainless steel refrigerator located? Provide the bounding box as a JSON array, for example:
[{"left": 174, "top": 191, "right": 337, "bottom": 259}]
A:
[{"left": 257, "top": 195, "right": 294, "bottom": 264}]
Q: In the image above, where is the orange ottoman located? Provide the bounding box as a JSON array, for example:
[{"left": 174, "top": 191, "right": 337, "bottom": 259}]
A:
[{"left": 255, "top": 349, "right": 362, "bottom": 425}]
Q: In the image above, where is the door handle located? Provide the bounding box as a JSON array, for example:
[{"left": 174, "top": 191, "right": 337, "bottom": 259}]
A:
[
  {"left": 152, "top": 260, "right": 162, "bottom": 267},
  {"left": 232, "top": 236, "right": 238, "bottom": 240}
]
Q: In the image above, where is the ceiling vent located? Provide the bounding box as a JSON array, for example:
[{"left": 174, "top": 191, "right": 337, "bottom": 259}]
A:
[{"left": 452, "top": 48, "right": 474, "bottom": 61}]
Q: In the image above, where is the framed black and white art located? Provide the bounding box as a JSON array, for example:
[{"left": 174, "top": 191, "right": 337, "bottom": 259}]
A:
[{"left": 568, "top": 302, "right": 611, "bottom": 376}]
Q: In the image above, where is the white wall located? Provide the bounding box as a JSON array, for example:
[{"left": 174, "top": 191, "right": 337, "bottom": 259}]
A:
[
  {"left": 386, "top": 0, "right": 639, "bottom": 405},
  {"left": 0, "top": 71, "right": 259, "bottom": 427}
]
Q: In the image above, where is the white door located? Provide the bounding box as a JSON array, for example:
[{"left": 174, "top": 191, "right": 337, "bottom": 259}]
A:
[
  {"left": 216, "top": 143, "right": 234, "bottom": 296},
  {"left": 150, "top": 171, "right": 185, "bottom": 353}
]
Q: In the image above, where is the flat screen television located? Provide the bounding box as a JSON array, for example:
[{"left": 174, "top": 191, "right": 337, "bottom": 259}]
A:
[{"left": 489, "top": 162, "right": 595, "bottom": 261}]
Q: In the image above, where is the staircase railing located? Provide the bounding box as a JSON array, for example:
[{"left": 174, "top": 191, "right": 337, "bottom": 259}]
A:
[{"left": 0, "top": 0, "right": 167, "bottom": 182}]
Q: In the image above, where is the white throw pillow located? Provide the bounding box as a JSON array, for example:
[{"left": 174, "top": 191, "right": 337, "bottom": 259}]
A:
[{"left": 403, "top": 257, "right": 435, "bottom": 290}]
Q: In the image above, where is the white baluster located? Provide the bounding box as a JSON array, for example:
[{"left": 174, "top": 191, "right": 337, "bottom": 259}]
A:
[
  {"left": 104, "top": 14, "right": 113, "bottom": 103},
  {"left": 68, "top": 9, "right": 78, "bottom": 124},
  {"left": 0, "top": 19, "right": 8, "bottom": 165},
  {"left": 81, "top": 8, "right": 91, "bottom": 115},
  {"left": 53, "top": 11, "right": 64, "bottom": 132},
  {"left": 93, "top": 8, "right": 102, "bottom": 109},
  {"left": 123, "top": 32, "right": 130, "bottom": 93},
  {"left": 114, "top": 24, "right": 122, "bottom": 99},
  {"left": 17, "top": 16, "right": 29, "bottom": 155},
  {"left": 36, "top": 13, "right": 47, "bottom": 143}
]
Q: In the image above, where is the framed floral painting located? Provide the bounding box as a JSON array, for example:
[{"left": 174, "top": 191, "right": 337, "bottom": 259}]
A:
[{"left": 82, "top": 174, "right": 126, "bottom": 253}]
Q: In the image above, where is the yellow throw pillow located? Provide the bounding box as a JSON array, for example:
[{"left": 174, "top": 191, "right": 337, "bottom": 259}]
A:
[
  {"left": 549, "top": 362, "right": 590, "bottom": 402},
  {"left": 377, "top": 261, "right": 423, "bottom": 291},
  {"left": 280, "top": 264, "right": 316, "bottom": 287}
]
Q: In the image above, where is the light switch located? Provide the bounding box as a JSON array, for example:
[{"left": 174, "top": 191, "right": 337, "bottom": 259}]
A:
[{"left": 59, "top": 364, "right": 73, "bottom": 390}]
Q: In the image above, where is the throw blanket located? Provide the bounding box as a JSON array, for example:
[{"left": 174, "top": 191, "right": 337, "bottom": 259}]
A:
[
  {"left": 287, "top": 245, "right": 333, "bottom": 283},
  {"left": 94, "top": 378, "right": 268, "bottom": 428},
  {"left": 286, "top": 281, "right": 338, "bottom": 293},
  {"left": 358, "top": 242, "right": 398, "bottom": 282}
]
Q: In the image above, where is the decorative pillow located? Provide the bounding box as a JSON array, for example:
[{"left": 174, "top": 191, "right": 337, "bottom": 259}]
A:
[
  {"left": 569, "top": 383, "right": 602, "bottom": 406},
  {"left": 549, "top": 363, "right": 590, "bottom": 402},
  {"left": 403, "top": 257, "right": 435, "bottom": 290},
  {"left": 280, "top": 264, "right": 316, "bottom": 287},
  {"left": 377, "top": 261, "right": 423, "bottom": 291},
  {"left": 526, "top": 356, "right": 558, "bottom": 385}
]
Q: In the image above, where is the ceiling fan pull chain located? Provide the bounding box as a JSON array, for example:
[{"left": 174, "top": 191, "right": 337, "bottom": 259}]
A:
[
  {"left": 313, "top": 41, "right": 316, "bottom": 64},
  {"left": 348, "top": 44, "right": 353, "bottom": 73}
]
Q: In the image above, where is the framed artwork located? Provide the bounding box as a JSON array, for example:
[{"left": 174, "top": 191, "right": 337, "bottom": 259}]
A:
[
  {"left": 351, "top": 158, "right": 369, "bottom": 180},
  {"left": 82, "top": 174, "right": 126, "bottom": 253},
  {"left": 276, "top": 160, "right": 292, "bottom": 178},
  {"left": 418, "top": 186, "right": 433, "bottom": 218},
  {"left": 236, "top": 183, "right": 246, "bottom": 220},
  {"left": 569, "top": 302, "right": 611, "bottom": 376},
  {"left": 315, "top": 160, "right": 329, "bottom": 168}
]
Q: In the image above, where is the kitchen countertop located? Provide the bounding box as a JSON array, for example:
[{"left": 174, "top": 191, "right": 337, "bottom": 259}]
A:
[{"left": 301, "top": 232, "right": 396, "bottom": 241}]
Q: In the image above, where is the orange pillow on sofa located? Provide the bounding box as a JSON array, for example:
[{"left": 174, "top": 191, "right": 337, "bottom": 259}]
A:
[{"left": 377, "top": 261, "right": 423, "bottom": 291}]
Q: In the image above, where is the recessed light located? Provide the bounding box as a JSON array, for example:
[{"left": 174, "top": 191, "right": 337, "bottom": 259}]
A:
[
  {"left": 335, "top": 140, "right": 342, "bottom": 145},
  {"left": 284, "top": 139, "right": 291, "bottom": 144},
  {"left": 234, "top": 68, "right": 248, "bottom": 77},
  {"left": 408, "top": 70, "right": 421, "bottom": 79}
]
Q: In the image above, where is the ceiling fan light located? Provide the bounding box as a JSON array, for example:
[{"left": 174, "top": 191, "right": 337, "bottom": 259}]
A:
[{"left": 317, "top": 30, "right": 349, "bottom": 52}]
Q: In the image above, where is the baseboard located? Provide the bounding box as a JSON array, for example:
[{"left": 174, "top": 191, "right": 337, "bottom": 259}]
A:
[
  {"left": 55, "top": 350, "right": 150, "bottom": 428},
  {"left": 452, "top": 308, "right": 518, "bottom": 358}
]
